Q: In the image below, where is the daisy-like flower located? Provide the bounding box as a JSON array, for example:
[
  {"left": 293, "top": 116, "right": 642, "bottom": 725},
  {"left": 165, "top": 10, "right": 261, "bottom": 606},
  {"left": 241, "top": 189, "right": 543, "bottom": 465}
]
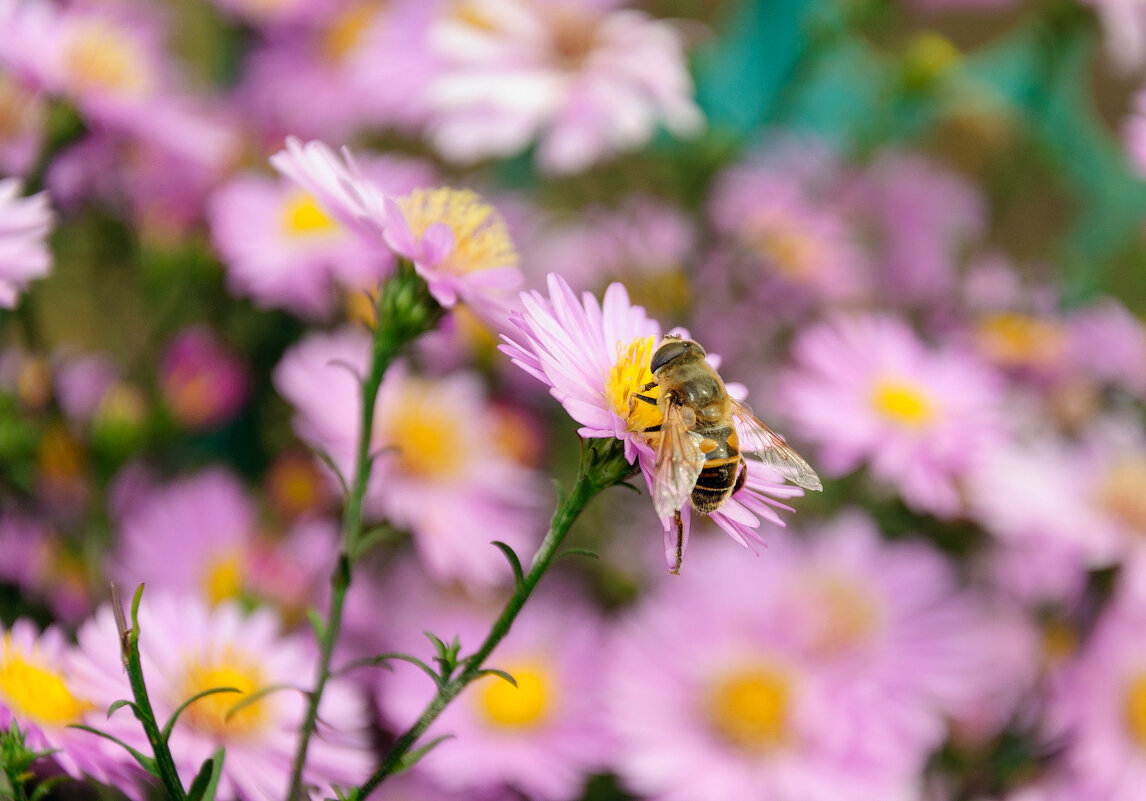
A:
[
  {"left": 1, "top": 619, "right": 124, "bottom": 785},
  {"left": 500, "top": 273, "right": 806, "bottom": 572},
  {"left": 70, "top": 594, "right": 373, "bottom": 801},
  {"left": 270, "top": 137, "right": 523, "bottom": 323},
  {"left": 274, "top": 329, "right": 546, "bottom": 589},
  {"left": 108, "top": 468, "right": 335, "bottom": 619},
  {"left": 159, "top": 327, "right": 250, "bottom": 430},
  {"left": 425, "top": 0, "right": 704, "bottom": 173},
  {"left": 779, "top": 313, "right": 1003, "bottom": 517},
  {"left": 0, "top": 177, "right": 52, "bottom": 308},
  {"left": 375, "top": 567, "right": 613, "bottom": 801}
]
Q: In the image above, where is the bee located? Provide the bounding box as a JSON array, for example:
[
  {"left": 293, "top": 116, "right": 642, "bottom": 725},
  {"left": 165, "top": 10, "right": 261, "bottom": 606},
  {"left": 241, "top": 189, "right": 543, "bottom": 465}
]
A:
[{"left": 630, "top": 335, "right": 822, "bottom": 572}]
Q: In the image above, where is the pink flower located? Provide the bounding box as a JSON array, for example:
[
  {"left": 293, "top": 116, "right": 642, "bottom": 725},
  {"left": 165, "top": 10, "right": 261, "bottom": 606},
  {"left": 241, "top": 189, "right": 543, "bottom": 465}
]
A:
[
  {"left": 274, "top": 329, "right": 546, "bottom": 589},
  {"left": 375, "top": 569, "right": 614, "bottom": 801},
  {"left": 70, "top": 594, "right": 373, "bottom": 801},
  {"left": 159, "top": 327, "right": 250, "bottom": 430},
  {"left": 779, "top": 313, "right": 1004, "bottom": 517},
  {"left": 0, "top": 177, "right": 52, "bottom": 308},
  {"left": 501, "top": 273, "right": 806, "bottom": 571},
  {"left": 0, "top": 72, "right": 46, "bottom": 176},
  {"left": 425, "top": 0, "right": 704, "bottom": 173}
]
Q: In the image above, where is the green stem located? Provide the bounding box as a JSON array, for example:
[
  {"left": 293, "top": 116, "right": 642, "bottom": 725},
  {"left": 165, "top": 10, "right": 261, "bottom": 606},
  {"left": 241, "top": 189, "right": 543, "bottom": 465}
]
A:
[
  {"left": 287, "top": 264, "right": 441, "bottom": 801},
  {"left": 355, "top": 438, "right": 634, "bottom": 799}
]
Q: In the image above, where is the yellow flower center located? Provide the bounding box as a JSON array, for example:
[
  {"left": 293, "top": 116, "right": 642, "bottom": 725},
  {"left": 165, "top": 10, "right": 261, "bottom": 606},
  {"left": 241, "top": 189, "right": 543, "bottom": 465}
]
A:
[
  {"left": 201, "top": 551, "right": 245, "bottom": 605},
  {"left": 0, "top": 637, "right": 89, "bottom": 727},
  {"left": 974, "top": 313, "right": 1066, "bottom": 369},
  {"left": 179, "top": 651, "right": 268, "bottom": 740},
  {"left": 1096, "top": 457, "right": 1146, "bottom": 537},
  {"left": 1125, "top": 672, "right": 1146, "bottom": 749},
  {"left": 605, "top": 335, "right": 662, "bottom": 434},
  {"left": 62, "top": 19, "right": 153, "bottom": 98},
  {"left": 748, "top": 220, "right": 820, "bottom": 281},
  {"left": 323, "top": 2, "right": 376, "bottom": 61},
  {"left": 397, "top": 188, "right": 518, "bottom": 275},
  {"left": 706, "top": 662, "right": 792, "bottom": 752},
  {"left": 803, "top": 574, "right": 884, "bottom": 657},
  {"left": 871, "top": 377, "right": 935, "bottom": 427},
  {"left": 378, "top": 379, "right": 468, "bottom": 480},
  {"left": 476, "top": 662, "right": 552, "bottom": 729},
  {"left": 281, "top": 191, "right": 339, "bottom": 236}
]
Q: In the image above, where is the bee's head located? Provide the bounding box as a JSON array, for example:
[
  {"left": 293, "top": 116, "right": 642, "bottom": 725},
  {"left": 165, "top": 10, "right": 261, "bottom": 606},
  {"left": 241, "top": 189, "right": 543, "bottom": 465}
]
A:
[{"left": 651, "top": 336, "right": 705, "bottom": 374}]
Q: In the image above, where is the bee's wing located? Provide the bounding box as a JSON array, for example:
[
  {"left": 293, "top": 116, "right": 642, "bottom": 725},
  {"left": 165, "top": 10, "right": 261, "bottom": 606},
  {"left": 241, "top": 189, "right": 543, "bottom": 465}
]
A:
[
  {"left": 652, "top": 401, "right": 706, "bottom": 519},
  {"left": 730, "top": 399, "right": 823, "bottom": 491}
]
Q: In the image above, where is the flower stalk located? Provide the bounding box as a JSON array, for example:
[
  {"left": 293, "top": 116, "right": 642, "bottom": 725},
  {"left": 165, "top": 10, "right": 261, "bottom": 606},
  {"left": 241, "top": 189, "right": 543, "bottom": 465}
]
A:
[
  {"left": 287, "top": 261, "right": 442, "bottom": 801},
  {"left": 354, "top": 436, "right": 636, "bottom": 799}
]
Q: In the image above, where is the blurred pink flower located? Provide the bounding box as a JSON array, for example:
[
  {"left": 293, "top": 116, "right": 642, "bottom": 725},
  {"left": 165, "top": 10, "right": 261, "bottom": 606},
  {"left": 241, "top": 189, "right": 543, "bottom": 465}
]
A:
[
  {"left": 71, "top": 594, "right": 373, "bottom": 801},
  {"left": 376, "top": 570, "right": 614, "bottom": 801},
  {"left": 780, "top": 313, "right": 1004, "bottom": 517},
  {"left": 159, "top": 327, "right": 250, "bottom": 431},
  {"left": 0, "top": 71, "right": 45, "bottom": 176},
  {"left": 108, "top": 468, "right": 334, "bottom": 616},
  {"left": 1, "top": 619, "right": 130, "bottom": 786},
  {"left": 425, "top": 0, "right": 704, "bottom": 173},
  {"left": 1083, "top": 0, "right": 1146, "bottom": 73},
  {"left": 0, "top": 514, "right": 92, "bottom": 623},
  {"left": 501, "top": 273, "right": 804, "bottom": 571},
  {"left": 52, "top": 350, "right": 118, "bottom": 423},
  {"left": 0, "top": 177, "right": 52, "bottom": 308},
  {"left": 274, "top": 329, "right": 546, "bottom": 589},
  {"left": 604, "top": 536, "right": 936, "bottom": 801}
]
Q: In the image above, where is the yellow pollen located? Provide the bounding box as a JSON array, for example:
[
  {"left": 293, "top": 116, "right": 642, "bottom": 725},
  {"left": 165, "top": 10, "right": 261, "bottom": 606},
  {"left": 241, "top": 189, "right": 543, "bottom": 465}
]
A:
[
  {"left": 323, "top": 2, "right": 376, "bottom": 61},
  {"left": 281, "top": 192, "right": 339, "bottom": 236},
  {"left": 179, "top": 651, "right": 268, "bottom": 740},
  {"left": 379, "top": 380, "right": 468, "bottom": 480},
  {"left": 605, "top": 335, "right": 662, "bottom": 434},
  {"left": 706, "top": 663, "right": 792, "bottom": 752},
  {"left": 871, "top": 378, "right": 935, "bottom": 427},
  {"left": 1096, "top": 457, "right": 1146, "bottom": 537},
  {"left": 476, "top": 662, "right": 552, "bottom": 729},
  {"left": 62, "top": 20, "right": 152, "bottom": 97},
  {"left": 0, "top": 638, "right": 89, "bottom": 727},
  {"left": 804, "top": 575, "right": 883, "bottom": 657},
  {"left": 397, "top": 188, "right": 517, "bottom": 275},
  {"left": 1125, "top": 672, "right": 1146, "bottom": 749},
  {"left": 201, "top": 551, "right": 245, "bottom": 605},
  {"left": 974, "top": 313, "right": 1066, "bottom": 369}
]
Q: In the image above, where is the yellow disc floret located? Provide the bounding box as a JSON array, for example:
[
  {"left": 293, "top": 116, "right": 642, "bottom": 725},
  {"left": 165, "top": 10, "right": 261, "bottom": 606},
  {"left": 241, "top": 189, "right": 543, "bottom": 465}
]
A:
[
  {"left": 1125, "top": 671, "right": 1146, "bottom": 749},
  {"left": 871, "top": 377, "right": 935, "bottom": 428},
  {"left": 0, "top": 636, "right": 90, "bottom": 727},
  {"left": 62, "top": 19, "right": 153, "bottom": 98},
  {"left": 476, "top": 662, "right": 553, "bottom": 729},
  {"left": 282, "top": 191, "right": 339, "bottom": 236},
  {"left": 179, "top": 650, "right": 269, "bottom": 740},
  {"left": 605, "top": 335, "right": 662, "bottom": 434},
  {"left": 377, "top": 378, "right": 469, "bottom": 480},
  {"left": 705, "top": 661, "right": 793, "bottom": 752},
  {"left": 397, "top": 188, "right": 518, "bottom": 275}
]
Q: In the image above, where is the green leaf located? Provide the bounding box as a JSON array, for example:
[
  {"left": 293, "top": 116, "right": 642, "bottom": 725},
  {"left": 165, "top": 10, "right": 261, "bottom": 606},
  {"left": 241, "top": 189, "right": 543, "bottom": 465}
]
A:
[
  {"left": 393, "top": 735, "right": 454, "bottom": 775},
  {"left": 312, "top": 449, "right": 350, "bottom": 500},
  {"left": 558, "top": 547, "right": 600, "bottom": 561},
  {"left": 161, "top": 687, "right": 241, "bottom": 743},
  {"left": 67, "top": 725, "right": 156, "bottom": 775},
  {"left": 223, "top": 684, "right": 297, "bottom": 722},
  {"left": 186, "top": 747, "right": 226, "bottom": 801},
  {"left": 490, "top": 541, "right": 525, "bottom": 590},
  {"left": 474, "top": 668, "right": 516, "bottom": 688},
  {"left": 305, "top": 608, "right": 326, "bottom": 644},
  {"left": 106, "top": 698, "right": 136, "bottom": 719}
]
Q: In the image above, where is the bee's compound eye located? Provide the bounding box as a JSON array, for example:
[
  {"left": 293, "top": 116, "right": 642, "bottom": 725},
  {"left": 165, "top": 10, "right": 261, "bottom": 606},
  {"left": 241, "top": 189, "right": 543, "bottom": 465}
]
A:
[{"left": 651, "top": 339, "right": 690, "bottom": 373}]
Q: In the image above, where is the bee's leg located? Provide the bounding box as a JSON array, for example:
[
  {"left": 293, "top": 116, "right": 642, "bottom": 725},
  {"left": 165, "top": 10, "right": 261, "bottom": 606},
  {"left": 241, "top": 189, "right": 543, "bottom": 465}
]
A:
[
  {"left": 629, "top": 392, "right": 658, "bottom": 416},
  {"left": 670, "top": 510, "right": 684, "bottom": 576},
  {"left": 733, "top": 461, "right": 747, "bottom": 494},
  {"left": 639, "top": 380, "right": 658, "bottom": 392}
]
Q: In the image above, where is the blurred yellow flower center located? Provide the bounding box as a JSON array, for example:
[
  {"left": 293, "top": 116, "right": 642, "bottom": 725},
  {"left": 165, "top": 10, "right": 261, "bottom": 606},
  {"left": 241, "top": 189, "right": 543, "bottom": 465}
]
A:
[
  {"left": 282, "top": 192, "right": 338, "bottom": 236},
  {"left": 0, "top": 639, "right": 89, "bottom": 726},
  {"left": 1124, "top": 672, "right": 1146, "bottom": 748},
  {"left": 397, "top": 188, "right": 518, "bottom": 275},
  {"left": 62, "top": 20, "right": 152, "bottom": 97},
  {"left": 749, "top": 220, "right": 819, "bottom": 281},
  {"left": 871, "top": 378, "right": 935, "bottom": 427},
  {"left": 324, "top": 2, "right": 375, "bottom": 61},
  {"left": 706, "top": 663, "right": 792, "bottom": 752},
  {"left": 477, "top": 662, "right": 552, "bottom": 729},
  {"left": 202, "top": 551, "right": 245, "bottom": 605},
  {"left": 1039, "top": 618, "right": 1077, "bottom": 669},
  {"left": 606, "top": 335, "right": 662, "bottom": 433},
  {"left": 1096, "top": 457, "right": 1146, "bottom": 537},
  {"left": 380, "top": 380, "right": 467, "bottom": 479},
  {"left": 38, "top": 421, "right": 86, "bottom": 482},
  {"left": 975, "top": 313, "right": 1066, "bottom": 369},
  {"left": 0, "top": 76, "right": 37, "bottom": 142},
  {"left": 180, "top": 652, "right": 268, "bottom": 740},
  {"left": 805, "top": 574, "right": 884, "bottom": 657}
]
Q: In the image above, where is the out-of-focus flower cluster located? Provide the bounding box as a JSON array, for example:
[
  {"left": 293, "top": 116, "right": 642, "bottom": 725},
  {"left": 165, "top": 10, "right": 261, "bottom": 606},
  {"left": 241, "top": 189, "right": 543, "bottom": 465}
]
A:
[{"left": 4, "top": 1, "right": 1146, "bottom": 800}]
